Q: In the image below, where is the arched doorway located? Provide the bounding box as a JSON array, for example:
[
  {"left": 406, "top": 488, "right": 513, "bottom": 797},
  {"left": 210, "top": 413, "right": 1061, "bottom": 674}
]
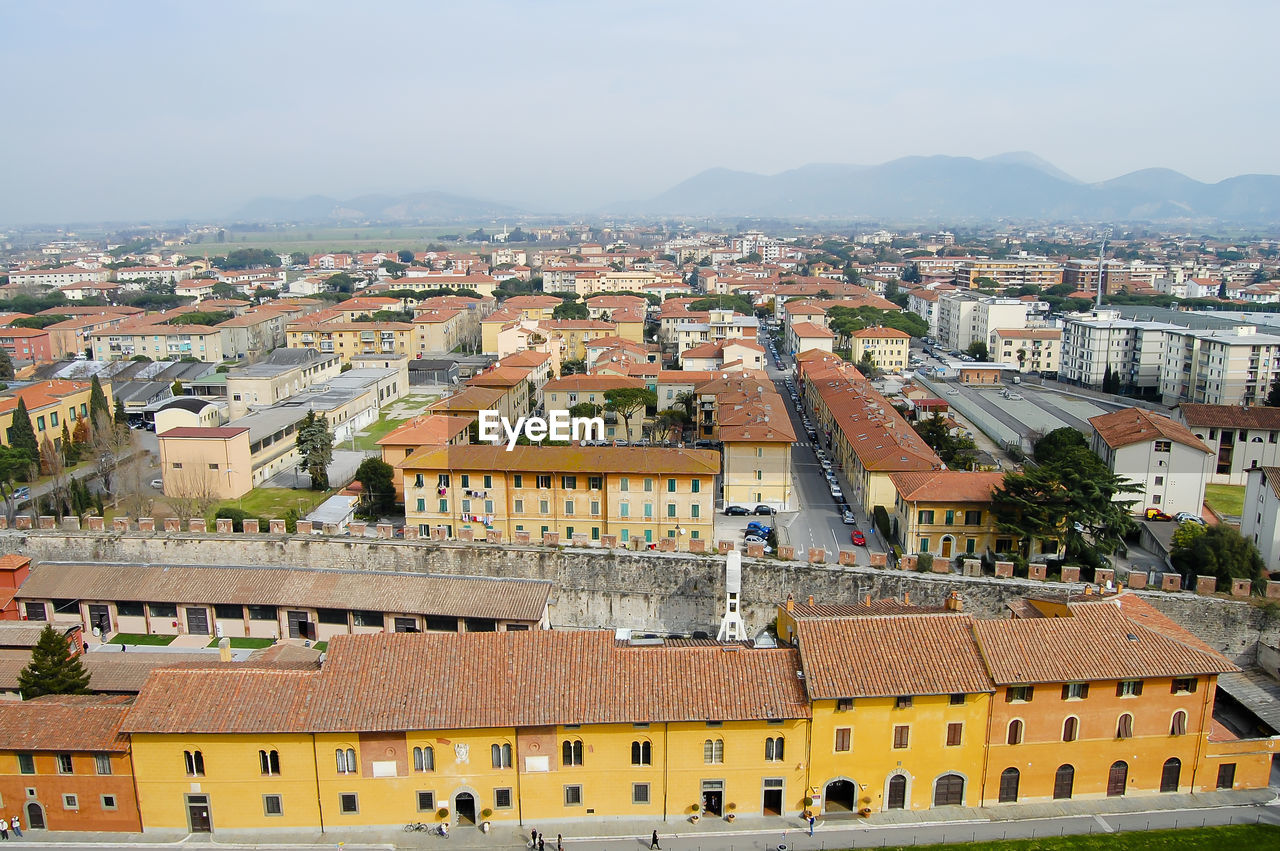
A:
[
  {"left": 1160, "top": 758, "right": 1181, "bottom": 793},
  {"left": 824, "top": 779, "right": 856, "bottom": 813},
  {"left": 998, "top": 768, "right": 1020, "bottom": 803},
  {"left": 1053, "top": 765, "right": 1074, "bottom": 800},
  {"left": 933, "top": 773, "right": 965, "bottom": 807},
  {"left": 886, "top": 774, "right": 907, "bottom": 810},
  {"left": 941, "top": 537, "right": 954, "bottom": 558},
  {"left": 25, "top": 802, "right": 44, "bottom": 830},
  {"left": 454, "top": 792, "right": 476, "bottom": 825},
  {"left": 1107, "top": 761, "right": 1128, "bottom": 797}
]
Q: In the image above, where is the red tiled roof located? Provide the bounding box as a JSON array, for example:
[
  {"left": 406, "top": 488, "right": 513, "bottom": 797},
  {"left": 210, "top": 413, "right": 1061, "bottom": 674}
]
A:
[
  {"left": 1089, "top": 408, "right": 1211, "bottom": 454},
  {"left": 0, "top": 695, "right": 134, "bottom": 751},
  {"left": 1178, "top": 404, "right": 1280, "bottom": 431},
  {"left": 156, "top": 426, "right": 248, "bottom": 439},
  {"left": 889, "top": 471, "right": 1005, "bottom": 503}
]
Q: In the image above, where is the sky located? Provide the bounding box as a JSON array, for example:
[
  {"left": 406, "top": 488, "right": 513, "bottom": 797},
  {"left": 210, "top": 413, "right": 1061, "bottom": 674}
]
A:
[{"left": 2, "top": 0, "right": 1278, "bottom": 224}]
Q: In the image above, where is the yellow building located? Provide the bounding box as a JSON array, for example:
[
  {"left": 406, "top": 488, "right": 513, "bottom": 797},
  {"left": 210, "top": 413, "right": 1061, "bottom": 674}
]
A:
[
  {"left": 411, "top": 308, "right": 467, "bottom": 354},
  {"left": 991, "top": 328, "right": 1061, "bottom": 374},
  {"left": 400, "top": 445, "right": 718, "bottom": 548},
  {"left": 0, "top": 379, "right": 112, "bottom": 450},
  {"left": 286, "top": 321, "right": 414, "bottom": 364},
  {"left": 888, "top": 471, "right": 1007, "bottom": 560},
  {"left": 695, "top": 376, "right": 795, "bottom": 511},
  {"left": 89, "top": 324, "right": 225, "bottom": 362},
  {"left": 851, "top": 326, "right": 911, "bottom": 371}
]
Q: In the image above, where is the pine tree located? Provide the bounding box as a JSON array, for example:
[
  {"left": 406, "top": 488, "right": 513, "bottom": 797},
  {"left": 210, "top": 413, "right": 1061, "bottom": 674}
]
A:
[
  {"left": 89, "top": 375, "right": 110, "bottom": 423},
  {"left": 113, "top": 397, "right": 127, "bottom": 426},
  {"left": 0, "top": 348, "right": 14, "bottom": 380},
  {"left": 17, "top": 624, "right": 91, "bottom": 699},
  {"left": 6, "top": 397, "right": 39, "bottom": 468}
]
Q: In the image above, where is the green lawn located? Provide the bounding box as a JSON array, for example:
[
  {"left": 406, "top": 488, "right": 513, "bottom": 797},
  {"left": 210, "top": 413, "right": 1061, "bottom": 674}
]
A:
[
  {"left": 206, "top": 488, "right": 330, "bottom": 525},
  {"left": 174, "top": 226, "right": 484, "bottom": 258},
  {"left": 106, "top": 633, "right": 175, "bottom": 646},
  {"left": 311, "top": 641, "right": 328, "bottom": 653},
  {"left": 862, "top": 824, "right": 1279, "bottom": 851},
  {"left": 1205, "top": 483, "right": 1245, "bottom": 517},
  {"left": 206, "top": 637, "right": 277, "bottom": 649},
  {"left": 352, "top": 413, "right": 405, "bottom": 451}
]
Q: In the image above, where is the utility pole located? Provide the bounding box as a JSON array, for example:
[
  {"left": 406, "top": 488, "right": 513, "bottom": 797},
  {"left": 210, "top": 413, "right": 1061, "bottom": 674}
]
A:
[{"left": 1095, "top": 227, "right": 1112, "bottom": 309}]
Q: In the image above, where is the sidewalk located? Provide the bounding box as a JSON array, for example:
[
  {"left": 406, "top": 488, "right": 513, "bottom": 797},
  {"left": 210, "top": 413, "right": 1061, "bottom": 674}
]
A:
[{"left": 3, "top": 788, "right": 1274, "bottom": 849}]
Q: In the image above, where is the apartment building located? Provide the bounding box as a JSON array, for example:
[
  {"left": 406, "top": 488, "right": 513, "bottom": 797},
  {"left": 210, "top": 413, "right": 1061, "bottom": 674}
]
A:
[
  {"left": 1059, "top": 311, "right": 1178, "bottom": 391},
  {"left": 888, "top": 471, "right": 1009, "bottom": 560},
  {"left": 672, "top": 309, "right": 759, "bottom": 358},
  {"left": 990, "top": 329, "right": 1061, "bottom": 375},
  {"left": 851, "top": 327, "right": 910, "bottom": 371},
  {"left": 1061, "top": 259, "right": 1133, "bottom": 296},
  {"left": 400, "top": 445, "right": 719, "bottom": 549},
  {"left": 286, "top": 321, "right": 414, "bottom": 364},
  {"left": 7, "top": 266, "right": 109, "bottom": 288},
  {"left": 954, "top": 257, "right": 1063, "bottom": 289},
  {"left": 1176, "top": 404, "right": 1280, "bottom": 485},
  {"left": 680, "top": 339, "right": 766, "bottom": 371},
  {"left": 935, "top": 294, "right": 1030, "bottom": 354},
  {"left": 1159, "top": 327, "right": 1280, "bottom": 407},
  {"left": 224, "top": 349, "right": 343, "bottom": 419},
  {"left": 786, "top": 322, "right": 835, "bottom": 356},
  {"left": 0, "top": 327, "right": 52, "bottom": 363},
  {"left": 1243, "top": 466, "right": 1280, "bottom": 573},
  {"left": 1088, "top": 408, "right": 1212, "bottom": 516},
  {"left": 695, "top": 376, "right": 795, "bottom": 511},
  {"left": 906, "top": 289, "right": 941, "bottom": 336},
  {"left": 0, "top": 379, "right": 112, "bottom": 450},
  {"left": 90, "top": 324, "right": 225, "bottom": 362},
  {"left": 412, "top": 309, "right": 467, "bottom": 354}
]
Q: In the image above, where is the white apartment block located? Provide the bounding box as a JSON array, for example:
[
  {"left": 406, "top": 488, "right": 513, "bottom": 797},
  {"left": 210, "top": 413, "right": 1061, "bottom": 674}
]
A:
[
  {"left": 1159, "top": 326, "right": 1280, "bottom": 407},
  {"left": 1089, "top": 408, "right": 1212, "bottom": 517},
  {"left": 1176, "top": 404, "right": 1280, "bottom": 486},
  {"left": 1243, "top": 466, "right": 1280, "bottom": 572},
  {"left": 934, "top": 294, "right": 1028, "bottom": 352},
  {"left": 8, "top": 266, "right": 109, "bottom": 288},
  {"left": 990, "top": 328, "right": 1061, "bottom": 375},
  {"left": 1059, "top": 310, "right": 1178, "bottom": 391},
  {"left": 906, "top": 290, "right": 940, "bottom": 336}
]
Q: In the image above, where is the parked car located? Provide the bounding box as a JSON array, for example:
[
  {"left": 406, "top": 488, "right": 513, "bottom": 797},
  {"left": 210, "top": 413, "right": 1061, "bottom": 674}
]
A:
[
  {"left": 1173, "top": 511, "right": 1206, "bottom": 525},
  {"left": 1144, "top": 508, "right": 1173, "bottom": 521},
  {"left": 744, "top": 534, "right": 767, "bottom": 545},
  {"left": 724, "top": 505, "right": 750, "bottom": 516},
  {"left": 150, "top": 479, "right": 164, "bottom": 489},
  {"left": 842, "top": 510, "right": 856, "bottom": 525},
  {"left": 12, "top": 486, "right": 30, "bottom": 502},
  {"left": 850, "top": 529, "right": 866, "bottom": 546},
  {"left": 947, "top": 389, "right": 960, "bottom": 396},
  {"left": 830, "top": 484, "right": 843, "bottom": 499},
  {"left": 753, "top": 504, "right": 775, "bottom": 515},
  {"left": 745, "top": 523, "right": 772, "bottom": 537}
]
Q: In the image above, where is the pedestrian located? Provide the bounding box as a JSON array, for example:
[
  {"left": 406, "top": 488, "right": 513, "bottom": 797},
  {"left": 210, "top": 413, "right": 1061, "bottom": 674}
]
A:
[
  {"left": 530, "top": 828, "right": 537, "bottom": 848},
  {"left": 650, "top": 829, "right": 661, "bottom": 850},
  {"left": 808, "top": 813, "right": 815, "bottom": 836},
  {"left": 1, "top": 818, "right": 9, "bottom": 840},
  {"left": 537, "top": 833, "right": 545, "bottom": 851},
  {"left": 9, "top": 816, "right": 18, "bottom": 838},
  {"left": 556, "top": 834, "right": 563, "bottom": 851}
]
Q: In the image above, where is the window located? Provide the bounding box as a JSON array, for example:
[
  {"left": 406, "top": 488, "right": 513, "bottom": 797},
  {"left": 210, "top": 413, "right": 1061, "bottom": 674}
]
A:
[
  {"left": 339, "top": 793, "right": 359, "bottom": 814},
  {"left": 666, "top": 478, "right": 677, "bottom": 493},
  {"left": 62, "top": 794, "right": 78, "bottom": 811},
  {"left": 836, "top": 698, "right": 853, "bottom": 712},
  {"left": 56, "top": 753, "right": 73, "bottom": 774},
  {"left": 416, "top": 791, "right": 435, "bottom": 812},
  {"left": 336, "top": 748, "right": 357, "bottom": 774},
  {"left": 666, "top": 503, "right": 676, "bottom": 518},
  {"left": 946, "top": 723, "right": 963, "bottom": 747},
  {"left": 413, "top": 746, "right": 433, "bottom": 771},
  {"left": 691, "top": 479, "right": 701, "bottom": 493},
  {"left": 1006, "top": 685, "right": 1034, "bottom": 703},
  {"left": 998, "top": 768, "right": 1020, "bottom": 803},
  {"left": 765, "top": 736, "right": 785, "bottom": 761},
  {"left": 588, "top": 476, "right": 602, "bottom": 490},
  {"left": 1116, "top": 713, "right": 1134, "bottom": 739},
  {"left": 950, "top": 693, "right": 965, "bottom": 706},
  {"left": 491, "top": 743, "right": 512, "bottom": 769},
  {"left": 539, "top": 499, "right": 549, "bottom": 514},
  {"left": 562, "top": 475, "right": 577, "bottom": 489},
  {"left": 933, "top": 773, "right": 965, "bottom": 807},
  {"left": 1170, "top": 710, "right": 1187, "bottom": 736},
  {"left": 1117, "top": 680, "right": 1143, "bottom": 697},
  {"left": 23, "top": 602, "right": 45, "bottom": 621},
  {"left": 247, "top": 605, "right": 277, "bottom": 621},
  {"left": 1217, "top": 763, "right": 1236, "bottom": 789},
  {"left": 632, "top": 783, "right": 650, "bottom": 805},
  {"left": 703, "top": 739, "right": 724, "bottom": 764},
  {"left": 563, "top": 785, "right": 583, "bottom": 806},
  {"left": 17, "top": 754, "right": 34, "bottom": 775},
  {"left": 437, "top": 474, "right": 450, "bottom": 488},
  {"left": 1154, "top": 440, "right": 1171, "bottom": 453},
  {"left": 691, "top": 504, "right": 700, "bottom": 518},
  {"left": 564, "top": 500, "right": 575, "bottom": 515},
  {"left": 438, "top": 498, "right": 448, "bottom": 512},
  {"left": 631, "top": 741, "right": 651, "bottom": 766},
  {"left": 1006, "top": 719, "right": 1024, "bottom": 745},
  {"left": 101, "top": 794, "right": 118, "bottom": 811},
  {"left": 116, "top": 600, "right": 145, "bottom": 618},
  {"left": 149, "top": 603, "right": 178, "bottom": 618},
  {"left": 1062, "top": 683, "right": 1089, "bottom": 700},
  {"left": 185, "top": 750, "right": 204, "bottom": 776},
  {"left": 352, "top": 610, "right": 382, "bottom": 627},
  {"left": 918, "top": 510, "right": 935, "bottom": 524},
  {"left": 483, "top": 474, "right": 493, "bottom": 489},
  {"left": 494, "top": 788, "right": 513, "bottom": 809},
  {"left": 263, "top": 795, "right": 283, "bottom": 817},
  {"left": 562, "top": 740, "right": 584, "bottom": 766},
  {"left": 893, "top": 725, "right": 910, "bottom": 749},
  {"left": 1171, "top": 677, "right": 1197, "bottom": 695},
  {"left": 513, "top": 474, "right": 523, "bottom": 489},
  {"left": 95, "top": 753, "right": 112, "bottom": 775},
  {"left": 834, "top": 728, "right": 851, "bottom": 752},
  {"left": 259, "top": 749, "right": 280, "bottom": 775},
  {"left": 537, "top": 475, "right": 552, "bottom": 489},
  {"left": 896, "top": 695, "right": 913, "bottom": 709},
  {"left": 1062, "top": 716, "right": 1079, "bottom": 742},
  {"left": 1160, "top": 757, "right": 1182, "bottom": 793}
]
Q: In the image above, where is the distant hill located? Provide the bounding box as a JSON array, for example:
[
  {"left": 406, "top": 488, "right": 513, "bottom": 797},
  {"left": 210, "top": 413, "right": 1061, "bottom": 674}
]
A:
[
  {"left": 622, "top": 154, "right": 1280, "bottom": 223},
  {"left": 231, "top": 190, "right": 527, "bottom": 223}
]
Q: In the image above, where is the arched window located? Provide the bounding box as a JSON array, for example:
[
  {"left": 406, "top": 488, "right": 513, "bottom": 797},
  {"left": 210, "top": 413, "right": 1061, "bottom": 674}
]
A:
[
  {"left": 1107, "top": 761, "right": 1128, "bottom": 797},
  {"left": 933, "top": 773, "right": 965, "bottom": 807},
  {"left": 703, "top": 739, "right": 724, "bottom": 764},
  {"left": 1062, "top": 716, "right": 1078, "bottom": 742},
  {"left": 184, "top": 750, "right": 204, "bottom": 777},
  {"left": 1053, "top": 764, "right": 1074, "bottom": 800},
  {"left": 998, "top": 767, "right": 1020, "bottom": 803},
  {"left": 1116, "top": 713, "right": 1134, "bottom": 739},
  {"left": 1170, "top": 710, "right": 1187, "bottom": 736},
  {"left": 336, "top": 748, "right": 357, "bottom": 774},
  {"left": 1006, "top": 719, "right": 1024, "bottom": 745},
  {"left": 491, "top": 742, "right": 512, "bottom": 768},
  {"left": 562, "top": 739, "right": 583, "bottom": 766},
  {"left": 259, "top": 749, "right": 280, "bottom": 776},
  {"left": 1160, "top": 757, "right": 1181, "bottom": 793},
  {"left": 764, "top": 736, "right": 784, "bottom": 762},
  {"left": 413, "top": 746, "right": 434, "bottom": 772},
  {"left": 631, "top": 740, "right": 651, "bottom": 766}
]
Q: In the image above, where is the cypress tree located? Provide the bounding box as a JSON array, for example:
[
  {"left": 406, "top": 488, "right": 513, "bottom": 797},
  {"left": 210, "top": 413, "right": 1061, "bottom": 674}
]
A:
[
  {"left": 113, "top": 397, "right": 127, "bottom": 426},
  {"left": 89, "top": 375, "right": 110, "bottom": 423},
  {"left": 6, "top": 397, "right": 39, "bottom": 468},
  {"left": 17, "top": 624, "right": 91, "bottom": 699}
]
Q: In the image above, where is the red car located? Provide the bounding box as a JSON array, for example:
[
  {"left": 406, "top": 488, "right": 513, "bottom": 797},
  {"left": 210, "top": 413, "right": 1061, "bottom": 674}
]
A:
[{"left": 850, "top": 530, "right": 866, "bottom": 546}]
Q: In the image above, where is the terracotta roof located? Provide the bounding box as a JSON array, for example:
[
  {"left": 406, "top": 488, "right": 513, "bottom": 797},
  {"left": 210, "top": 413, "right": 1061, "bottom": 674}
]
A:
[
  {"left": 402, "top": 444, "right": 721, "bottom": 476},
  {"left": 156, "top": 426, "right": 247, "bottom": 439},
  {"left": 18, "top": 563, "right": 551, "bottom": 623},
  {"left": 428, "top": 386, "right": 505, "bottom": 412},
  {"left": 0, "top": 554, "right": 31, "bottom": 572},
  {"left": 795, "top": 614, "right": 994, "bottom": 698},
  {"left": 992, "top": 329, "right": 1061, "bottom": 340},
  {"left": 851, "top": 326, "right": 911, "bottom": 339},
  {"left": 0, "top": 694, "right": 134, "bottom": 751},
  {"left": 785, "top": 597, "right": 943, "bottom": 618},
  {"left": 1178, "top": 404, "right": 1280, "bottom": 431},
  {"left": 123, "top": 667, "right": 318, "bottom": 734},
  {"left": 791, "top": 321, "right": 835, "bottom": 339},
  {"left": 502, "top": 295, "right": 561, "bottom": 308},
  {"left": 81, "top": 652, "right": 236, "bottom": 693},
  {"left": 377, "top": 414, "right": 472, "bottom": 447},
  {"left": 889, "top": 471, "right": 1005, "bottom": 503},
  {"left": 0, "top": 379, "right": 96, "bottom": 416},
  {"left": 1088, "top": 408, "right": 1211, "bottom": 454},
  {"left": 308, "top": 631, "right": 810, "bottom": 731},
  {"left": 543, "top": 375, "right": 645, "bottom": 393},
  {"left": 971, "top": 598, "right": 1236, "bottom": 685},
  {"left": 466, "top": 366, "right": 531, "bottom": 387}
]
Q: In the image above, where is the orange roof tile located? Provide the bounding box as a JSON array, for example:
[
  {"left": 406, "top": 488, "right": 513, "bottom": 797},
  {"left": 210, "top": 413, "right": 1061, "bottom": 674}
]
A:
[
  {"left": 1089, "top": 408, "right": 1211, "bottom": 454},
  {"left": 888, "top": 471, "right": 1005, "bottom": 503}
]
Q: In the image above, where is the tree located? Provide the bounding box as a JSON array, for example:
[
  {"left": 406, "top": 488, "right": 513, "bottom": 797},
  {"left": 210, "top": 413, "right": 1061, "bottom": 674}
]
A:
[
  {"left": 1101, "top": 364, "right": 1122, "bottom": 394},
  {"left": 38, "top": 436, "right": 70, "bottom": 516},
  {"left": 113, "top": 451, "right": 154, "bottom": 520},
  {"left": 1033, "top": 427, "right": 1090, "bottom": 466},
  {"left": 553, "top": 298, "right": 588, "bottom": 320},
  {"left": 604, "top": 387, "right": 657, "bottom": 441},
  {"left": 60, "top": 421, "right": 79, "bottom": 466},
  {"left": 295, "top": 412, "right": 334, "bottom": 490},
  {"left": 1170, "top": 520, "right": 1207, "bottom": 550},
  {"left": 113, "top": 397, "right": 127, "bottom": 426},
  {"left": 912, "top": 413, "right": 978, "bottom": 471},
  {"left": 0, "top": 446, "right": 34, "bottom": 524},
  {"left": 1267, "top": 375, "right": 1280, "bottom": 408},
  {"left": 1170, "top": 523, "right": 1265, "bottom": 592},
  {"left": 166, "top": 469, "right": 221, "bottom": 522},
  {"left": 17, "top": 625, "right": 90, "bottom": 699},
  {"left": 1217, "top": 281, "right": 1228, "bottom": 300},
  {"left": 6, "top": 397, "right": 39, "bottom": 471},
  {"left": 290, "top": 251, "right": 311, "bottom": 267},
  {"left": 568, "top": 402, "right": 601, "bottom": 420},
  {"left": 0, "top": 348, "right": 13, "bottom": 380},
  {"left": 89, "top": 376, "right": 111, "bottom": 424},
  {"left": 965, "top": 340, "right": 989, "bottom": 361},
  {"left": 90, "top": 409, "right": 134, "bottom": 497},
  {"left": 397, "top": 249, "right": 415, "bottom": 264},
  {"left": 354, "top": 457, "right": 396, "bottom": 517},
  {"left": 654, "top": 407, "right": 690, "bottom": 443},
  {"left": 901, "top": 262, "right": 922, "bottom": 284}
]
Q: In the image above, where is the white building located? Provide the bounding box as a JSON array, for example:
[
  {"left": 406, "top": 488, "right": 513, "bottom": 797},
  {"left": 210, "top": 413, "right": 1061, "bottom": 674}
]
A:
[
  {"left": 906, "top": 289, "right": 940, "bottom": 336},
  {"left": 990, "top": 328, "right": 1061, "bottom": 375},
  {"left": 1176, "top": 404, "right": 1280, "bottom": 486},
  {"left": 1242, "top": 466, "right": 1280, "bottom": 572},
  {"left": 1089, "top": 407, "right": 1213, "bottom": 516},
  {"left": 1059, "top": 310, "right": 1179, "bottom": 391},
  {"left": 1159, "top": 326, "right": 1280, "bottom": 407},
  {"left": 934, "top": 293, "right": 1028, "bottom": 353}
]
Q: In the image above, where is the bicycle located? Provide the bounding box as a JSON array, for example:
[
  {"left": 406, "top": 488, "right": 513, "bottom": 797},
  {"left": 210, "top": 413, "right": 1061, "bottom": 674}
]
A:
[{"left": 403, "top": 822, "right": 431, "bottom": 832}]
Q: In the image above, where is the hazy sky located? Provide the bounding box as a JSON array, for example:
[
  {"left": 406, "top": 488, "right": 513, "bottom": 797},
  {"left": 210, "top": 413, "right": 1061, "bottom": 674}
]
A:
[{"left": 3, "top": 0, "right": 1278, "bottom": 224}]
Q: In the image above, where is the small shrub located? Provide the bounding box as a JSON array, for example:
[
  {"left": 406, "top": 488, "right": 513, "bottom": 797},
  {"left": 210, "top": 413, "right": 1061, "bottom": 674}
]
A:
[{"left": 916, "top": 552, "right": 934, "bottom": 572}]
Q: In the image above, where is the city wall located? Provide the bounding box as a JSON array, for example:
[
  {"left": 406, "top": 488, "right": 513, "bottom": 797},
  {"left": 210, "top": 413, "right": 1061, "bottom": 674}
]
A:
[{"left": 6, "top": 531, "right": 1278, "bottom": 664}]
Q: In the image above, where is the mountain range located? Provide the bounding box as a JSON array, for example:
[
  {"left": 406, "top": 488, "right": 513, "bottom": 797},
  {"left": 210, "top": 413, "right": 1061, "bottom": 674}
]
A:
[{"left": 230, "top": 153, "right": 1280, "bottom": 224}]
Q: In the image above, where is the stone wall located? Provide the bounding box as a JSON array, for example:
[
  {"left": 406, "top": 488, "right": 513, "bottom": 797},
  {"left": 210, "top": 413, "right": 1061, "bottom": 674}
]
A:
[{"left": 7, "top": 531, "right": 1279, "bottom": 663}]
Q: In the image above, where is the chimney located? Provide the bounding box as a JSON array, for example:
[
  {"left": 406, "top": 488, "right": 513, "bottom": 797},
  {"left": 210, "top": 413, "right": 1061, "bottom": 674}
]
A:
[
  {"left": 807, "top": 595, "right": 815, "bottom": 607},
  {"left": 903, "top": 592, "right": 910, "bottom": 605},
  {"left": 864, "top": 594, "right": 872, "bottom": 607},
  {"left": 945, "top": 590, "right": 963, "bottom": 612},
  {"left": 785, "top": 593, "right": 794, "bottom": 612},
  {"left": 218, "top": 637, "right": 232, "bottom": 662}
]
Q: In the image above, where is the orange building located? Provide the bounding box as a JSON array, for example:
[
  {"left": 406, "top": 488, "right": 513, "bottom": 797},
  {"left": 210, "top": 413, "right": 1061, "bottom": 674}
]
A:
[
  {"left": 0, "top": 555, "right": 31, "bottom": 619},
  {"left": 0, "top": 695, "right": 143, "bottom": 831}
]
